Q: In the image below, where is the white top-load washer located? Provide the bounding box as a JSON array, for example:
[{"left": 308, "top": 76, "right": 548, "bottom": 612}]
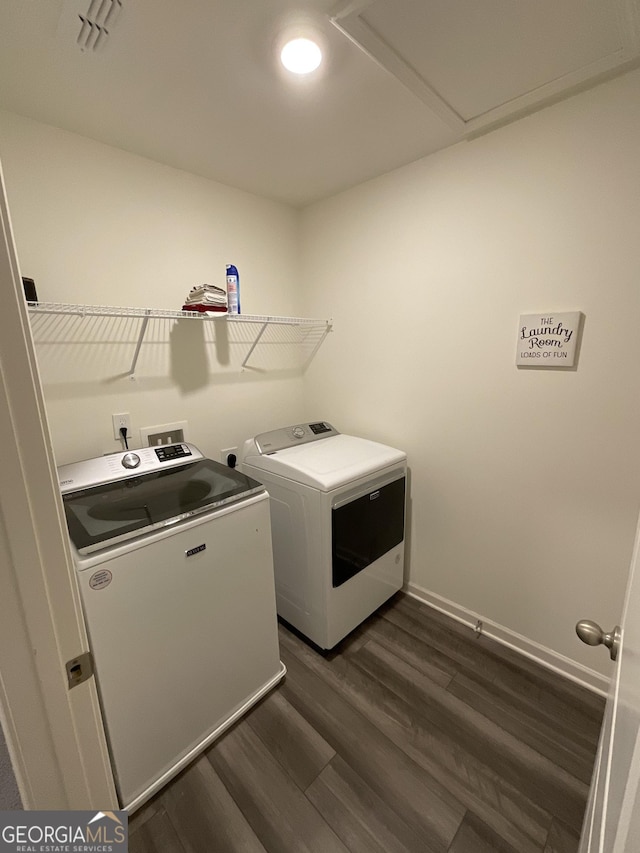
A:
[
  {"left": 57, "top": 443, "right": 284, "bottom": 812},
  {"left": 241, "top": 422, "right": 406, "bottom": 649}
]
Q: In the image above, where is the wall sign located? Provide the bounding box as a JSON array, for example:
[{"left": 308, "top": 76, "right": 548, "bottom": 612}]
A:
[{"left": 516, "top": 312, "right": 582, "bottom": 367}]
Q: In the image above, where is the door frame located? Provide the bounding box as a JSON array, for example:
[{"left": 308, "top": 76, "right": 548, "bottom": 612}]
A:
[
  {"left": 579, "top": 511, "right": 640, "bottom": 852},
  {"left": 0, "top": 163, "right": 116, "bottom": 809}
]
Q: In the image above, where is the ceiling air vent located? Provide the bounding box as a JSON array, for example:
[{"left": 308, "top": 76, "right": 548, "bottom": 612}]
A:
[{"left": 76, "top": 0, "right": 122, "bottom": 51}]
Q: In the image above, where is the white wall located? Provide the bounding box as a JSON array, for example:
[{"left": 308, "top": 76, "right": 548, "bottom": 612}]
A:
[
  {"left": 3, "top": 69, "right": 640, "bottom": 683},
  {"left": 300, "top": 70, "right": 640, "bottom": 678},
  {"left": 0, "top": 112, "right": 305, "bottom": 465}
]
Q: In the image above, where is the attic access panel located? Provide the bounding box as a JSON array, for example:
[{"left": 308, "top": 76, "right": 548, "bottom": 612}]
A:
[{"left": 332, "top": 0, "right": 640, "bottom": 133}]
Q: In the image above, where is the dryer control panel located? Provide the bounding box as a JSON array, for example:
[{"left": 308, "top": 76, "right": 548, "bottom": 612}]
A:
[{"left": 254, "top": 422, "right": 339, "bottom": 454}]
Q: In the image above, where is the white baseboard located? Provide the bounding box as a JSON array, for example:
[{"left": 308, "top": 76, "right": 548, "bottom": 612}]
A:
[{"left": 404, "top": 582, "right": 609, "bottom": 697}]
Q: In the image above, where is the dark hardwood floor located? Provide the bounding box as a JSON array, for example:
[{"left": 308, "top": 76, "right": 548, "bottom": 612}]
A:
[{"left": 129, "top": 593, "right": 605, "bottom": 853}]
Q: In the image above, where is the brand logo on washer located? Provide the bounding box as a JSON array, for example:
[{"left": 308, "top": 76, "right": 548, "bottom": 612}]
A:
[{"left": 186, "top": 543, "right": 206, "bottom": 558}]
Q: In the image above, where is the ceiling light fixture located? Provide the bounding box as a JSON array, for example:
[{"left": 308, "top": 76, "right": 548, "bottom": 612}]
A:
[{"left": 280, "top": 37, "right": 322, "bottom": 75}]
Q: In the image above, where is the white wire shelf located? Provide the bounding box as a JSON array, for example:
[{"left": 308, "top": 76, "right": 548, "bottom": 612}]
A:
[
  {"left": 27, "top": 301, "right": 332, "bottom": 373},
  {"left": 27, "top": 301, "right": 330, "bottom": 326}
]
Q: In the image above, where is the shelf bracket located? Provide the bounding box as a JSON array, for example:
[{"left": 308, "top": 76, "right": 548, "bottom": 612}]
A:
[
  {"left": 303, "top": 322, "right": 333, "bottom": 368},
  {"left": 241, "top": 321, "right": 269, "bottom": 368},
  {"left": 129, "top": 309, "right": 151, "bottom": 376}
]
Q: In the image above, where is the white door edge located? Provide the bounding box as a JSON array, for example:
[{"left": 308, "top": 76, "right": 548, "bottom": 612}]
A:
[
  {"left": 0, "top": 161, "right": 116, "bottom": 809},
  {"left": 579, "top": 510, "right": 640, "bottom": 852}
]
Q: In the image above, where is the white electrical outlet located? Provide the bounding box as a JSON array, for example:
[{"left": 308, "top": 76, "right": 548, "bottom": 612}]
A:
[{"left": 112, "top": 412, "right": 131, "bottom": 441}]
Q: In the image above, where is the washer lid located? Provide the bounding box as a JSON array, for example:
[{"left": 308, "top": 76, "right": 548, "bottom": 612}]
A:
[
  {"left": 245, "top": 434, "right": 406, "bottom": 490},
  {"left": 59, "top": 455, "right": 265, "bottom": 555}
]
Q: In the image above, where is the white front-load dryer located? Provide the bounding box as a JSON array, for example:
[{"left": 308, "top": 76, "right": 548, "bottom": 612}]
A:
[{"left": 241, "top": 422, "right": 406, "bottom": 649}]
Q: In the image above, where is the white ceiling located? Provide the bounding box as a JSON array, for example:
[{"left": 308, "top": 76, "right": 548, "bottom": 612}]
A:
[{"left": 0, "top": 0, "right": 638, "bottom": 207}]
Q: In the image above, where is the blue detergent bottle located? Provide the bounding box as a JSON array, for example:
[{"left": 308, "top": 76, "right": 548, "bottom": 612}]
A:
[{"left": 226, "top": 264, "right": 241, "bottom": 314}]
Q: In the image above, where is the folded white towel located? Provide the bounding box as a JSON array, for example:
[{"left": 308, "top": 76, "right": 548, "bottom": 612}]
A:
[
  {"left": 182, "top": 283, "right": 228, "bottom": 313},
  {"left": 188, "top": 283, "right": 226, "bottom": 296},
  {"left": 184, "top": 292, "right": 227, "bottom": 305}
]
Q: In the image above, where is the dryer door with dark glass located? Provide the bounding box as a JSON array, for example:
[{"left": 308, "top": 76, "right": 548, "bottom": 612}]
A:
[{"left": 331, "top": 476, "right": 405, "bottom": 588}]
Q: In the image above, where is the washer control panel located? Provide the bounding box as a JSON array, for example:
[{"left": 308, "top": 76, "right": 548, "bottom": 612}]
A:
[
  {"left": 254, "top": 422, "right": 339, "bottom": 454},
  {"left": 155, "top": 444, "right": 192, "bottom": 462},
  {"left": 58, "top": 443, "right": 205, "bottom": 494}
]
